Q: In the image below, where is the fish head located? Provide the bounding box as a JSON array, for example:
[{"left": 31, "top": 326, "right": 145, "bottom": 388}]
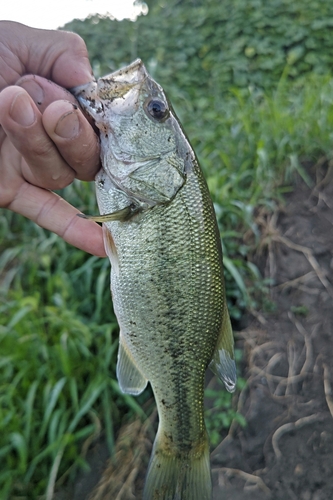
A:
[{"left": 72, "top": 60, "right": 191, "bottom": 206}]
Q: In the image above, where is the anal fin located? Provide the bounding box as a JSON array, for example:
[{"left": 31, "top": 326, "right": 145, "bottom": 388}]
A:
[
  {"left": 209, "top": 300, "right": 237, "bottom": 393},
  {"left": 117, "top": 334, "right": 148, "bottom": 395}
]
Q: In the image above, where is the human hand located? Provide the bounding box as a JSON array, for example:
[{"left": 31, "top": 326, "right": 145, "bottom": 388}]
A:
[{"left": 0, "top": 21, "right": 106, "bottom": 257}]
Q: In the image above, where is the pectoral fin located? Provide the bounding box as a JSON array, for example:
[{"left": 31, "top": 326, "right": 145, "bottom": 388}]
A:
[
  {"left": 77, "top": 205, "right": 133, "bottom": 222},
  {"left": 209, "top": 300, "right": 237, "bottom": 393},
  {"left": 117, "top": 335, "right": 148, "bottom": 395}
]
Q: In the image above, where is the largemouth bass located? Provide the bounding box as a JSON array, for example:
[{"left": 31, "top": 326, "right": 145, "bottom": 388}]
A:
[{"left": 72, "top": 59, "right": 236, "bottom": 500}]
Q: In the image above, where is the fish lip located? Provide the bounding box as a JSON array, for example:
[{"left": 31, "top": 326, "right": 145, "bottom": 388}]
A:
[
  {"left": 70, "top": 59, "right": 148, "bottom": 116},
  {"left": 69, "top": 80, "right": 103, "bottom": 122},
  {"left": 97, "top": 59, "right": 148, "bottom": 101},
  {"left": 103, "top": 58, "right": 146, "bottom": 84},
  {"left": 70, "top": 80, "right": 98, "bottom": 104}
]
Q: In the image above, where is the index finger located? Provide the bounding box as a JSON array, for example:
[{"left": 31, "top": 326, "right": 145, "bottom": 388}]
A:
[
  {"left": 0, "top": 21, "right": 93, "bottom": 89},
  {"left": 9, "top": 180, "right": 107, "bottom": 257}
]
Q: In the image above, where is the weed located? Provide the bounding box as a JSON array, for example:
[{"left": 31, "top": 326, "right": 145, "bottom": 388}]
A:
[
  {"left": 0, "top": 183, "right": 149, "bottom": 497},
  {"left": 205, "top": 376, "right": 247, "bottom": 448}
]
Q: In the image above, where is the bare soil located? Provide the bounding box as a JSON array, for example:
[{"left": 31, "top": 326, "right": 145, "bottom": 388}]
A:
[
  {"left": 63, "top": 161, "right": 333, "bottom": 500},
  {"left": 211, "top": 160, "right": 333, "bottom": 500}
]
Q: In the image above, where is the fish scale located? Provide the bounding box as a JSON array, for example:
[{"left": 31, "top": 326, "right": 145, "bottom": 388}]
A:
[{"left": 72, "top": 59, "right": 236, "bottom": 500}]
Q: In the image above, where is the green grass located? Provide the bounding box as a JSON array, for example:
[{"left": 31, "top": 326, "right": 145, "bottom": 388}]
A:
[
  {"left": 175, "top": 73, "right": 333, "bottom": 316},
  {"left": 1, "top": 73, "right": 333, "bottom": 497},
  {"left": 0, "top": 183, "right": 149, "bottom": 498},
  {"left": 205, "top": 349, "right": 247, "bottom": 448}
]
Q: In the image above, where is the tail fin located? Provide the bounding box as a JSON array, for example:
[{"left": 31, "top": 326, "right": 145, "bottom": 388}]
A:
[{"left": 143, "top": 433, "right": 212, "bottom": 500}]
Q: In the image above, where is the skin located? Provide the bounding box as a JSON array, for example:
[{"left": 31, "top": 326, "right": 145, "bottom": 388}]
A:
[{"left": 0, "top": 21, "right": 106, "bottom": 257}]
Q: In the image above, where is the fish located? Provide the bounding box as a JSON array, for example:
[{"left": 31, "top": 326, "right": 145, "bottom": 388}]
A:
[{"left": 72, "top": 59, "right": 236, "bottom": 500}]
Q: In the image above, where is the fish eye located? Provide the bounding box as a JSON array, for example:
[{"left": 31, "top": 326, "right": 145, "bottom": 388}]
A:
[{"left": 145, "top": 98, "right": 169, "bottom": 121}]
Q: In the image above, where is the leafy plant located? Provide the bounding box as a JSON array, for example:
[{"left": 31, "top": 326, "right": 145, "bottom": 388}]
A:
[
  {"left": 205, "top": 355, "right": 247, "bottom": 448},
  {"left": 64, "top": 0, "right": 333, "bottom": 94},
  {"left": 3, "top": 2, "right": 333, "bottom": 495}
]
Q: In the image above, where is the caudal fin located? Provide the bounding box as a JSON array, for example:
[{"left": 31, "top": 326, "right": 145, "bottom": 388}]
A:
[{"left": 143, "top": 433, "right": 212, "bottom": 500}]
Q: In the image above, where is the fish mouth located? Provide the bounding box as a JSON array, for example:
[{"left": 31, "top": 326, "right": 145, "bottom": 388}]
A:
[
  {"left": 71, "top": 59, "right": 148, "bottom": 120},
  {"left": 103, "top": 59, "right": 147, "bottom": 85},
  {"left": 97, "top": 59, "right": 148, "bottom": 101}
]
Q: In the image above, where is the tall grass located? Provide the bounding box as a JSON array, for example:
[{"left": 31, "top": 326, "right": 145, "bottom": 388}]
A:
[
  {"left": 1, "top": 74, "right": 333, "bottom": 497},
  {"left": 0, "top": 182, "right": 149, "bottom": 498}
]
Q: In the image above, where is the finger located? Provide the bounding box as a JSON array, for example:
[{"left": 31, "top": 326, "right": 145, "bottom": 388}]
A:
[
  {"left": 9, "top": 181, "right": 106, "bottom": 257},
  {"left": 1, "top": 22, "right": 93, "bottom": 89},
  {"left": 17, "top": 75, "right": 77, "bottom": 113},
  {"left": 16, "top": 75, "right": 101, "bottom": 180},
  {"left": 0, "top": 86, "right": 75, "bottom": 190},
  {"left": 42, "top": 100, "right": 101, "bottom": 181}
]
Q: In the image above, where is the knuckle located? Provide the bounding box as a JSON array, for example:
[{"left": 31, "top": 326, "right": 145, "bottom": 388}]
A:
[
  {"left": 52, "top": 171, "right": 75, "bottom": 190},
  {"left": 29, "top": 136, "right": 55, "bottom": 160},
  {"left": 31, "top": 167, "right": 74, "bottom": 191},
  {"left": 59, "top": 125, "right": 100, "bottom": 178},
  {"left": 64, "top": 32, "right": 88, "bottom": 57},
  {"left": 77, "top": 139, "right": 99, "bottom": 165},
  {"left": 0, "top": 188, "right": 12, "bottom": 208}
]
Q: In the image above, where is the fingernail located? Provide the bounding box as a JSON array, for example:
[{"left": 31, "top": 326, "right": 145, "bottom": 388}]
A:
[
  {"left": 10, "top": 93, "right": 36, "bottom": 126},
  {"left": 19, "top": 79, "right": 44, "bottom": 107},
  {"left": 55, "top": 111, "right": 80, "bottom": 139}
]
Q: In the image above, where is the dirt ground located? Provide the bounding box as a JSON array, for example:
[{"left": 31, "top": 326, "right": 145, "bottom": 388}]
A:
[
  {"left": 65, "top": 161, "right": 333, "bottom": 500},
  {"left": 210, "top": 160, "right": 333, "bottom": 500}
]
